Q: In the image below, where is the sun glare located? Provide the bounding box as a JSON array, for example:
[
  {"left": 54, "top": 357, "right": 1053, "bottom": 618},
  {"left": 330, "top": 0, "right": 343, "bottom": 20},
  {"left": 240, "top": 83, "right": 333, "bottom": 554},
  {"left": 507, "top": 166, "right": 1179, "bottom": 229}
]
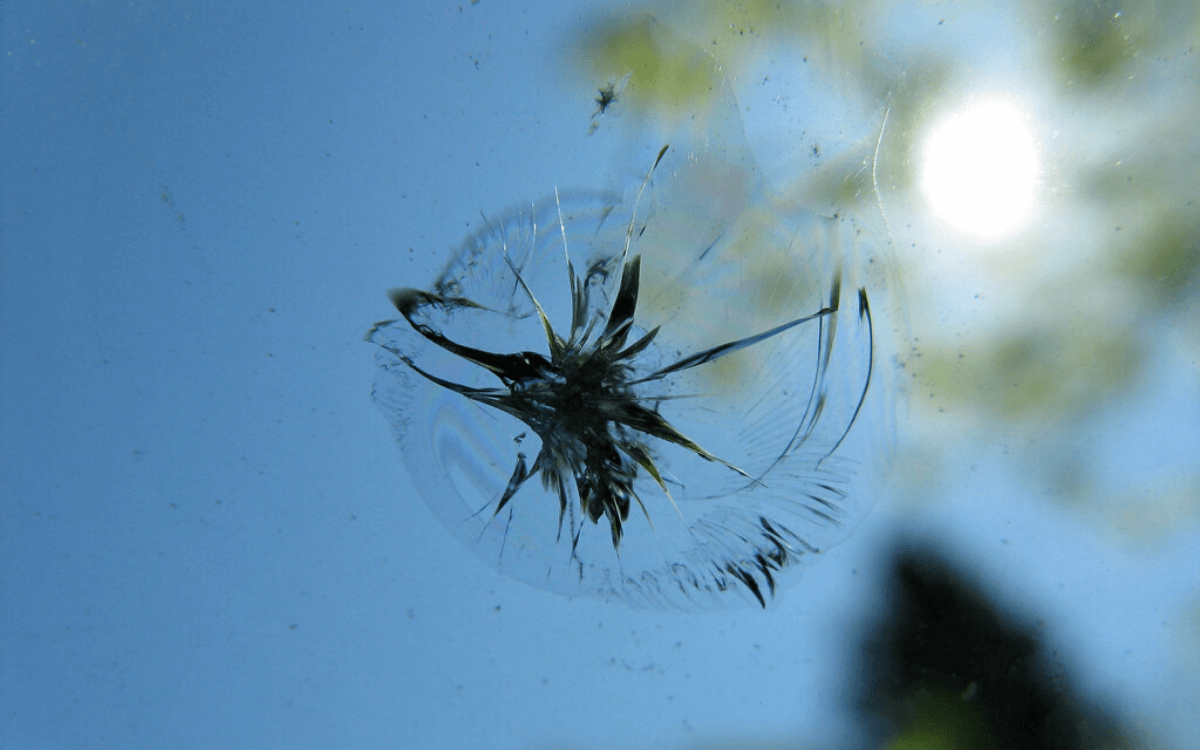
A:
[{"left": 920, "top": 98, "right": 1039, "bottom": 242}]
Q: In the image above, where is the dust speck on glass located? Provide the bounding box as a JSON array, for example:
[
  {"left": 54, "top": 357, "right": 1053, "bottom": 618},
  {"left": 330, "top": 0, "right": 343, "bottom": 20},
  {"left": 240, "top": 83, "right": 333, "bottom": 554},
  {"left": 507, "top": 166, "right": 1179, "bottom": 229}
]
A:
[
  {"left": 593, "top": 72, "right": 630, "bottom": 119},
  {"left": 368, "top": 77, "right": 895, "bottom": 610}
]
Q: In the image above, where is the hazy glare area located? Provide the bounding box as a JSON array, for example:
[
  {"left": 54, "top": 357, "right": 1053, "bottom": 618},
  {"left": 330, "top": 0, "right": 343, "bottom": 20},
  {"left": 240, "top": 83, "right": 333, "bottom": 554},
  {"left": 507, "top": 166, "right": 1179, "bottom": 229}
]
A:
[{"left": 568, "top": 0, "right": 1198, "bottom": 546}]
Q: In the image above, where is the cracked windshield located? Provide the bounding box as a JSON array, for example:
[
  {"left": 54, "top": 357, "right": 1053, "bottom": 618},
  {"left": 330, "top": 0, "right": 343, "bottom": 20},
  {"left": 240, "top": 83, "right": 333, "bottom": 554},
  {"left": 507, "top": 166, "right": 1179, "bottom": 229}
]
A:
[{"left": 3, "top": 1, "right": 1197, "bottom": 749}]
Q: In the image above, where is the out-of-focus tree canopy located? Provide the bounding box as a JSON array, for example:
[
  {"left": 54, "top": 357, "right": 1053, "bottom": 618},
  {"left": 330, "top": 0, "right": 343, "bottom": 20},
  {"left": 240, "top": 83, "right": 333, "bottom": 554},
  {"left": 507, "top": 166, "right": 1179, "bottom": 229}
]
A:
[{"left": 564, "top": 0, "right": 1199, "bottom": 546}]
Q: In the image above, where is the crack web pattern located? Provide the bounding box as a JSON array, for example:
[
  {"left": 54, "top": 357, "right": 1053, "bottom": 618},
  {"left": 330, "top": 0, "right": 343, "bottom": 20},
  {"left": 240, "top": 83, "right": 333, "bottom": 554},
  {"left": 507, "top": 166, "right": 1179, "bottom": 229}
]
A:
[{"left": 367, "top": 83, "right": 894, "bottom": 610}]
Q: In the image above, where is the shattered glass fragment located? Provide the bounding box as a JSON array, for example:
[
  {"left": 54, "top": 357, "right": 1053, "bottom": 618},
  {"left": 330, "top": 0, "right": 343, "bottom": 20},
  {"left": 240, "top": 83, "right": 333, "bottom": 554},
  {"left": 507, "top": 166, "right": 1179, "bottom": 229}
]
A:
[
  {"left": 368, "top": 80, "right": 896, "bottom": 610},
  {"left": 594, "top": 71, "right": 631, "bottom": 119}
]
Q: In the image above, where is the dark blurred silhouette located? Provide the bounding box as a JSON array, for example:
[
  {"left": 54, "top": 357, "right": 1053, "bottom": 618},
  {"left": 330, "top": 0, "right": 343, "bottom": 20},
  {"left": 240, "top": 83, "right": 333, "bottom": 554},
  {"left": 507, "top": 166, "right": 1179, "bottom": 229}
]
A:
[{"left": 849, "top": 543, "right": 1139, "bottom": 750}]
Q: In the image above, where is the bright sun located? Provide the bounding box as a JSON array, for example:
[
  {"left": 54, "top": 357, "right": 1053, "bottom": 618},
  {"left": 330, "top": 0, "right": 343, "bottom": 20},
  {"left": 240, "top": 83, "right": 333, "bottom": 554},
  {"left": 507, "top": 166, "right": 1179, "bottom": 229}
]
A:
[{"left": 920, "top": 98, "right": 1039, "bottom": 241}]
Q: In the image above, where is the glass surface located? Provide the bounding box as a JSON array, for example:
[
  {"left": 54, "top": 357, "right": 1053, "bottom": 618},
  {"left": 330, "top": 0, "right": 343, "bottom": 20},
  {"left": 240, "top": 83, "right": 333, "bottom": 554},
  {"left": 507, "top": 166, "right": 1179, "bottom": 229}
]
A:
[
  {"left": 366, "top": 103, "right": 893, "bottom": 606},
  {"left": 3, "top": 1, "right": 1197, "bottom": 749}
]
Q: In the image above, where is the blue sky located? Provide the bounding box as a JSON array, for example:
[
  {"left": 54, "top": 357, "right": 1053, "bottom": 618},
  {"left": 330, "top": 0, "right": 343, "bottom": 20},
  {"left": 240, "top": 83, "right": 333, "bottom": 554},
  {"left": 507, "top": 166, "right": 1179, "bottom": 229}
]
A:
[{"left": 3, "top": 1, "right": 1198, "bottom": 749}]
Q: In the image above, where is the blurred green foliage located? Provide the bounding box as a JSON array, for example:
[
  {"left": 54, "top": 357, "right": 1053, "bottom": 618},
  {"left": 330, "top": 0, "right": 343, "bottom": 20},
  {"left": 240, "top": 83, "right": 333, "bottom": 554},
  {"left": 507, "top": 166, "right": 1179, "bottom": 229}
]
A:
[
  {"left": 565, "top": 0, "right": 1199, "bottom": 545},
  {"left": 1117, "top": 211, "right": 1200, "bottom": 307},
  {"left": 584, "top": 14, "right": 720, "bottom": 118},
  {"left": 1048, "top": 0, "right": 1149, "bottom": 88},
  {"left": 884, "top": 689, "right": 991, "bottom": 750},
  {"left": 919, "top": 324, "right": 1145, "bottom": 419}
]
